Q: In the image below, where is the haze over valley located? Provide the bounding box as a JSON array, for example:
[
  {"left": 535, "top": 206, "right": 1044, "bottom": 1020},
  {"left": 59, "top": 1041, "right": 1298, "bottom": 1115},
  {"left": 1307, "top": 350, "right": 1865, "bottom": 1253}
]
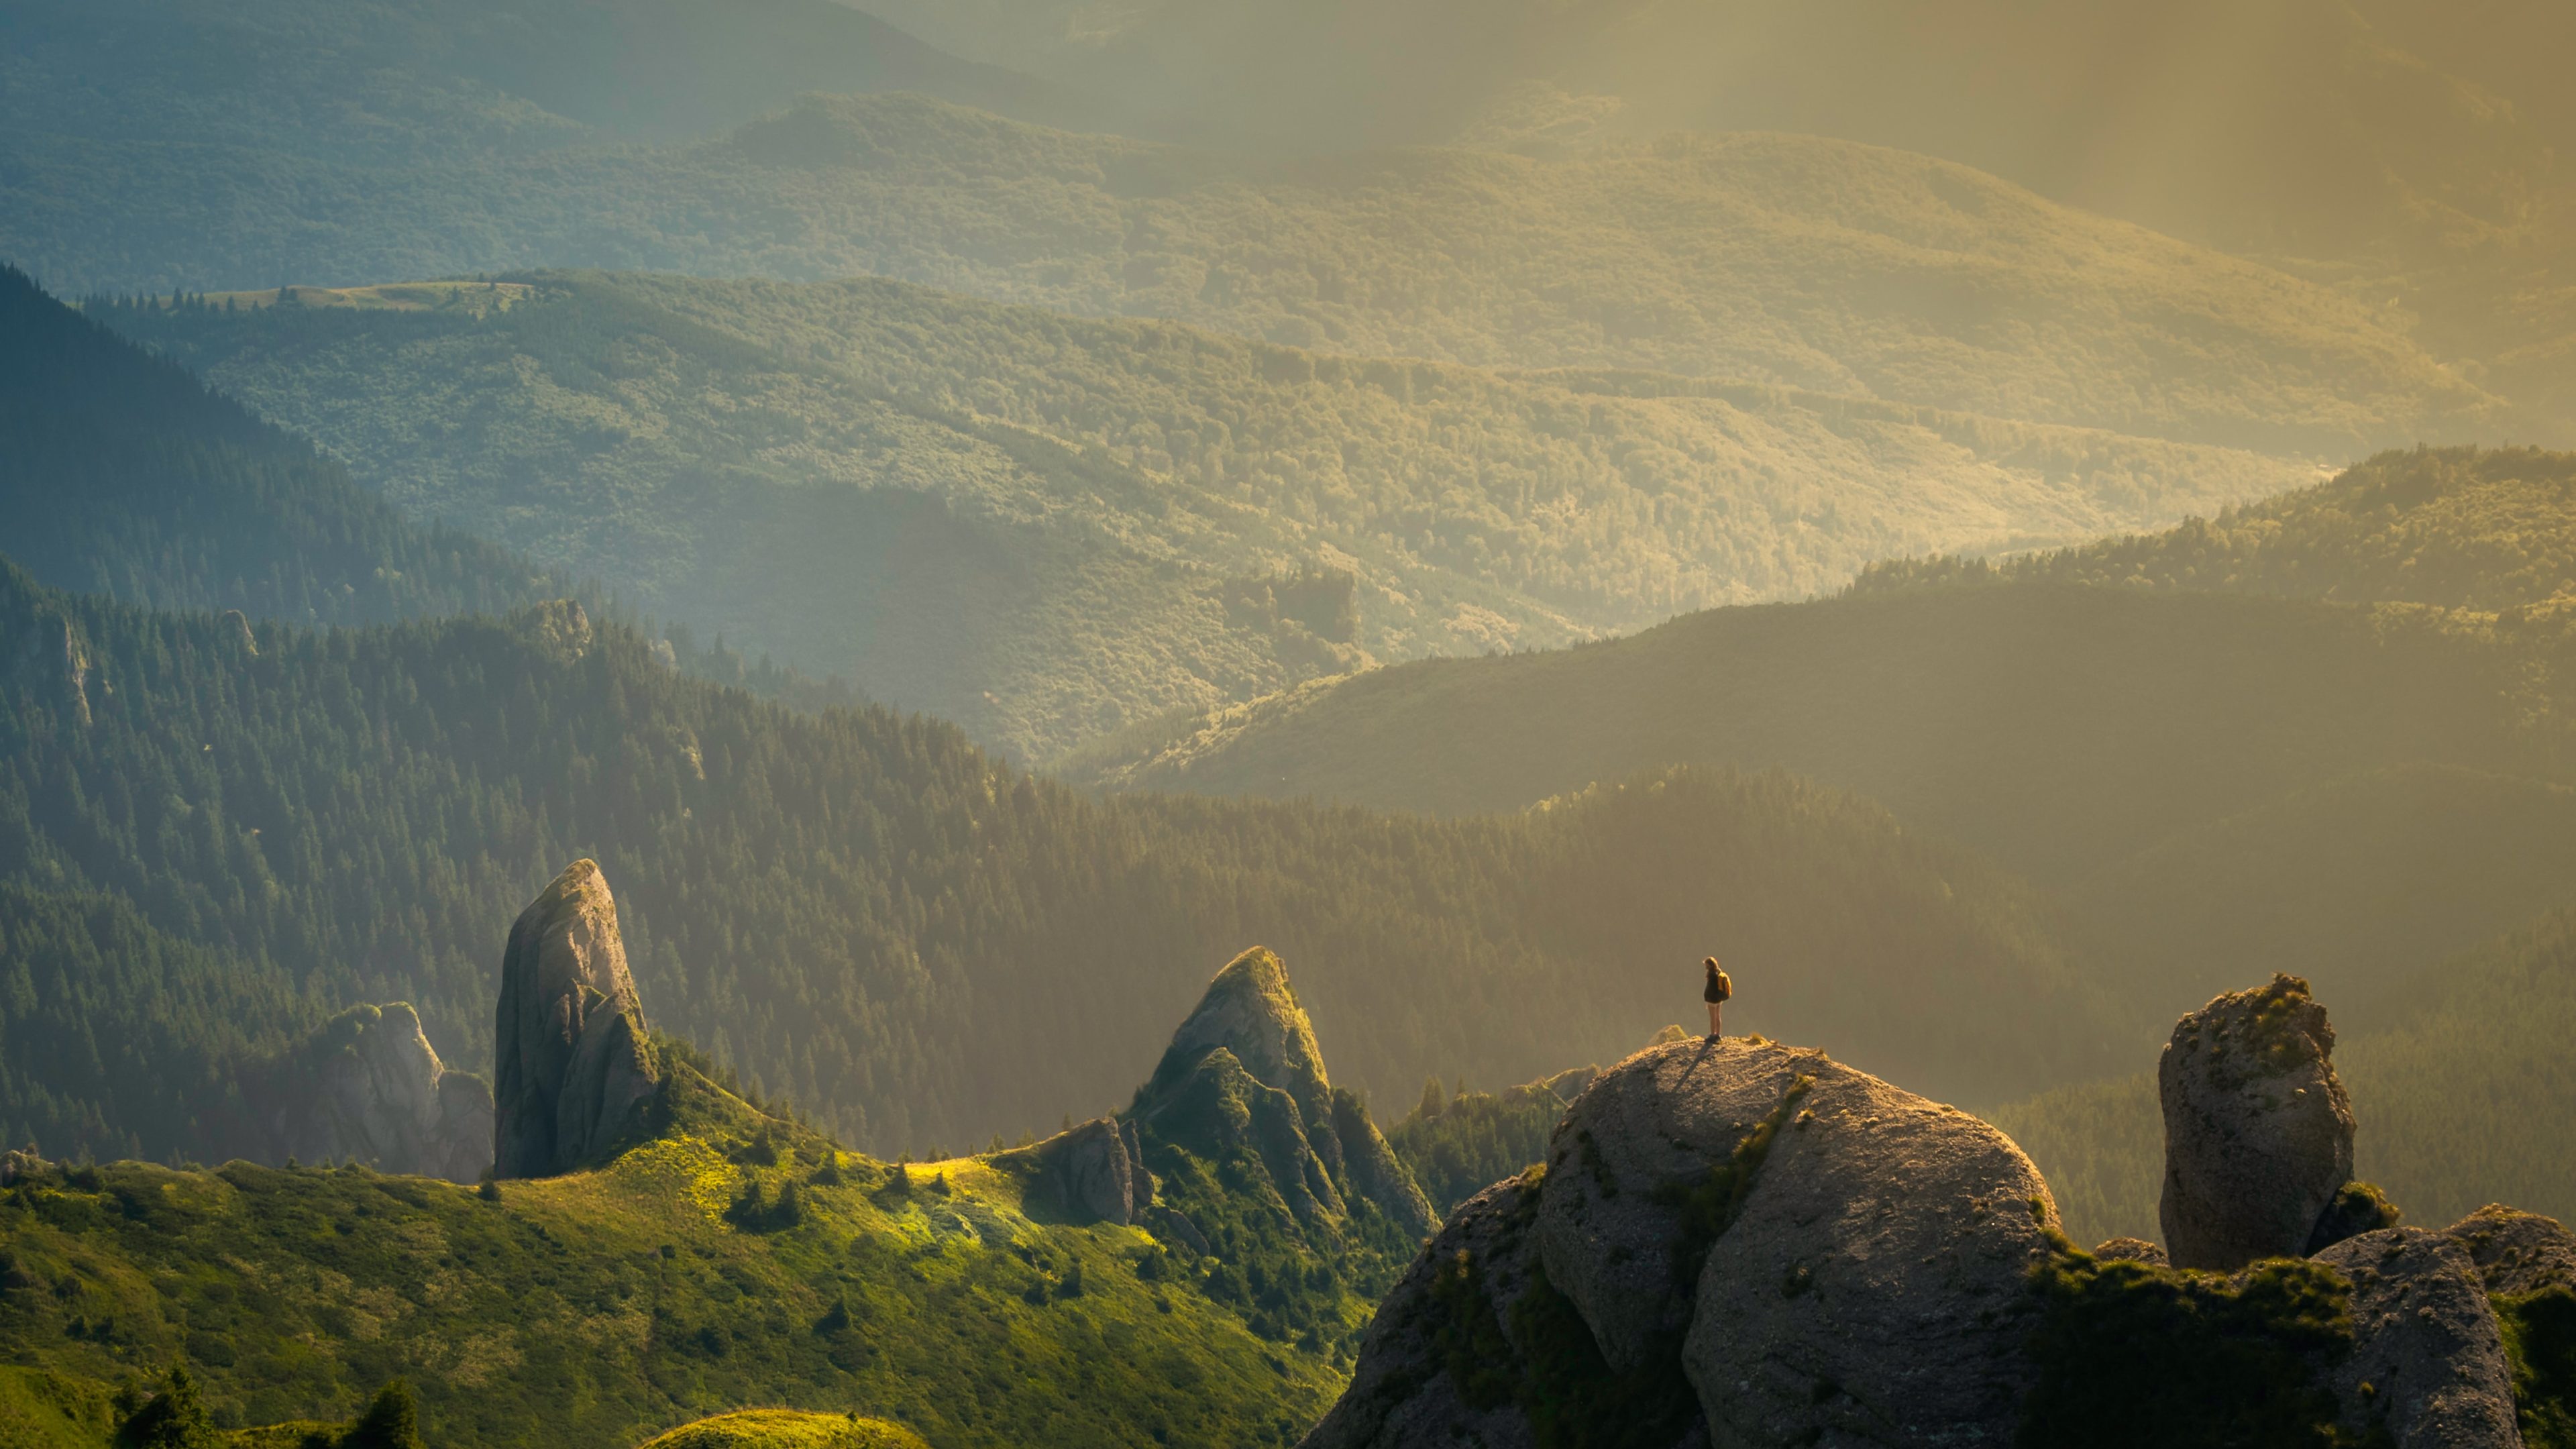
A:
[{"left": 3, "top": 3, "right": 2574, "bottom": 1446}]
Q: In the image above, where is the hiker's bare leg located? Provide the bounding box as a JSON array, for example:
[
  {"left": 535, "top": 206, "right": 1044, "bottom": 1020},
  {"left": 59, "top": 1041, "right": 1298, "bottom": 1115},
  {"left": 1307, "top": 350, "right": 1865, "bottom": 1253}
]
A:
[{"left": 1706, "top": 1002, "right": 1721, "bottom": 1040}]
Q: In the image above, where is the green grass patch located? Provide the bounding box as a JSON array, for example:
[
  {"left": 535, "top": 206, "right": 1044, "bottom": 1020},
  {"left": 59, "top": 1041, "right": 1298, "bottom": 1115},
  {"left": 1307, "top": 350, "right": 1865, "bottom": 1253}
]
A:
[
  {"left": 2496, "top": 1286, "right": 2576, "bottom": 1449},
  {"left": 2018, "top": 1249, "right": 2364, "bottom": 1448}
]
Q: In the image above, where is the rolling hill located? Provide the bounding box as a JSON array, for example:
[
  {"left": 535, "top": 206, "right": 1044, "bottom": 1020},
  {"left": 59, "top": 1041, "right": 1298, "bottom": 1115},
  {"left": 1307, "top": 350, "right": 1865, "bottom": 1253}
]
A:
[
  {"left": 0, "top": 264, "right": 548, "bottom": 627},
  {"left": 98, "top": 270, "right": 2309, "bottom": 759},
  {"left": 15, "top": 85, "right": 2510, "bottom": 457},
  {"left": 1068, "top": 444, "right": 2576, "bottom": 1044}
]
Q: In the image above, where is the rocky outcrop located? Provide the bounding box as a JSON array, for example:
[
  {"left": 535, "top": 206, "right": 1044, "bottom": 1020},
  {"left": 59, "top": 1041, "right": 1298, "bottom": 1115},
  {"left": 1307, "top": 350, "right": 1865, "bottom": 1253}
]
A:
[
  {"left": 10, "top": 610, "right": 92, "bottom": 727},
  {"left": 1018, "top": 1117, "right": 1146, "bottom": 1225},
  {"left": 1133, "top": 948, "right": 1433, "bottom": 1238},
  {"left": 1682, "top": 1057, "right": 2058, "bottom": 1446},
  {"left": 2312, "top": 1228, "right": 2524, "bottom": 1448},
  {"left": 0, "top": 1144, "right": 43, "bottom": 1186},
  {"left": 2091, "top": 1237, "right": 2169, "bottom": 1265},
  {"left": 1302, "top": 1175, "right": 1548, "bottom": 1449},
  {"left": 268, "top": 1003, "right": 492, "bottom": 1182},
  {"left": 2159, "top": 974, "right": 2355, "bottom": 1270},
  {"left": 1320, "top": 1038, "right": 2059, "bottom": 1449},
  {"left": 2443, "top": 1203, "right": 2576, "bottom": 1297},
  {"left": 492, "top": 859, "right": 660, "bottom": 1179}
]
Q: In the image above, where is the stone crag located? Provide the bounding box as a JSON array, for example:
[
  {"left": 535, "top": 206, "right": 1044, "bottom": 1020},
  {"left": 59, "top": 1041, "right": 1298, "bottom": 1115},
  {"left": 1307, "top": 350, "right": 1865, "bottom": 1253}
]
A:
[
  {"left": 267, "top": 1002, "right": 491, "bottom": 1183},
  {"left": 1133, "top": 948, "right": 1434, "bottom": 1240},
  {"left": 492, "top": 859, "right": 660, "bottom": 1180},
  {"left": 1313, "top": 1037, "right": 2060, "bottom": 1449},
  {"left": 2158, "top": 973, "right": 2355, "bottom": 1271}
]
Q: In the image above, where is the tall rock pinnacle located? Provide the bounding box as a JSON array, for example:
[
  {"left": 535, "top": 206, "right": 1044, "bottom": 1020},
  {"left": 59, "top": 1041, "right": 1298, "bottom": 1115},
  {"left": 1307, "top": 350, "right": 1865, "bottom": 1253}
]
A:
[
  {"left": 2157, "top": 973, "right": 2355, "bottom": 1270},
  {"left": 492, "top": 859, "right": 660, "bottom": 1179}
]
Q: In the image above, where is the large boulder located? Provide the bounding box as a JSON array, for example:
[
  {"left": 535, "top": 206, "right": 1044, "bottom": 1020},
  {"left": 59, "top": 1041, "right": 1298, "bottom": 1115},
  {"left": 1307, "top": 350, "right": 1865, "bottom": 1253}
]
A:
[
  {"left": 1679, "top": 1051, "right": 2058, "bottom": 1447},
  {"left": 270, "top": 1003, "right": 492, "bottom": 1181},
  {"left": 492, "top": 859, "right": 660, "bottom": 1179},
  {"left": 2312, "top": 1228, "right": 2523, "bottom": 1448},
  {"left": 1534, "top": 1036, "right": 1819, "bottom": 1373},
  {"left": 2159, "top": 974, "right": 2355, "bottom": 1270},
  {"left": 1325, "top": 1038, "right": 2059, "bottom": 1449},
  {"left": 2443, "top": 1203, "right": 2576, "bottom": 1297}
]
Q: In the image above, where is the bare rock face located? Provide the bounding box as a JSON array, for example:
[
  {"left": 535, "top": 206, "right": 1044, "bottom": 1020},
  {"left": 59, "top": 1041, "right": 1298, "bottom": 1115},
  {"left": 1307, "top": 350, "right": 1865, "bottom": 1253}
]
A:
[
  {"left": 2159, "top": 975, "right": 2355, "bottom": 1271},
  {"left": 1020, "top": 1117, "right": 1144, "bottom": 1225},
  {"left": 1302, "top": 1175, "right": 1548, "bottom": 1449},
  {"left": 10, "top": 610, "right": 92, "bottom": 727},
  {"left": 492, "top": 859, "right": 659, "bottom": 1179},
  {"left": 1535, "top": 1036, "right": 1819, "bottom": 1373},
  {"left": 1679, "top": 1051, "right": 2059, "bottom": 1447},
  {"left": 2312, "top": 1228, "right": 2523, "bottom": 1448},
  {"left": 2443, "top": 1203, "right": 2576, "bottom": 1297},
  {"left": 1135, "top": 947, "right": 1432, "bottom": 1236},
  {"left": 0, "top": 1144, "right": 44, "bottom": 1186},
  {"left": 271, "top": 1003, "right": 492, "bottom": 1181}
]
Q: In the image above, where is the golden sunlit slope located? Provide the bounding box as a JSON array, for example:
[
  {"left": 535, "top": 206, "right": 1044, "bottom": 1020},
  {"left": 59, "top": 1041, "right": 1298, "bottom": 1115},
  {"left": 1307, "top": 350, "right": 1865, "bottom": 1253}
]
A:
[{"left": 102, "top": 270, "right": 2302, "bottom": 759}]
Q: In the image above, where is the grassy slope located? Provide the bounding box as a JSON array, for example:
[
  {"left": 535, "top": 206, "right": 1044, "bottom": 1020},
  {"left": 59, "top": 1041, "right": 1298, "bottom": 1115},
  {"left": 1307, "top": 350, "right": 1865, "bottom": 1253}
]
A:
[
  {"left": 1992, "top": 906, "right": 2576, "bottom": 1244},
  {"left": 636, "top": 1409, "right": 927, "bottom": 1449},
  {"left": 13, "top": 76, "right": 2502, "bottom": 458},
  {"left": 0, "top": 1063, "right": 1346, "bottom": 1449},
  {"left": 101, "top": 271, "right": 2305, "bottom": 759}
]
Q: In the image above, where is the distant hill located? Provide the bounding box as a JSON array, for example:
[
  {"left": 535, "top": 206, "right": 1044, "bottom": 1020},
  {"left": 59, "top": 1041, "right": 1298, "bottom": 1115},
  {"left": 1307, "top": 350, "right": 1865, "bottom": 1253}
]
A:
[
  {"left": 0, "top": 557, "right": 2118, "bottom": 1165},
  {"left": 1856, "top": 445, "right": 2576, "bottom": 610},
  {"left": 1068, "top": 449, "right": 2576, "bottom": 1026},
  {"left": 16, "top": 85, "right": 2509, "bottom": 456},
  {"left": 99, "top": 270, "right": 2308, "bottom": 759},
  {"left": 0, "top": 264, "right": 547, "bottom": 625},
  {"left": 1067, "top": 575, "right": 2542, "bottom": 881}
]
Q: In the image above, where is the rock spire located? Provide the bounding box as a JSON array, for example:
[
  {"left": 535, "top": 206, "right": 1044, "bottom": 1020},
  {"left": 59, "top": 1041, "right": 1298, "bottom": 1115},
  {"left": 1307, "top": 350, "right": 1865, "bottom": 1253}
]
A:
[
  {"left": 492, "top": 859, "right": 660, "bottom": 1179},
  {"left": 2157, "top": 973, "right": 2355, "bottom": 1270}
]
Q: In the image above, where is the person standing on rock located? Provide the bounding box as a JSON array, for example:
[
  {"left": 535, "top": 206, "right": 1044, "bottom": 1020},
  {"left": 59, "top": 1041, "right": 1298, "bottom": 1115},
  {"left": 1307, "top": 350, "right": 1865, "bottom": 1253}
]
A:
[{"left": 1703, "top": 956, "right": 1732, "bottom": 1041}]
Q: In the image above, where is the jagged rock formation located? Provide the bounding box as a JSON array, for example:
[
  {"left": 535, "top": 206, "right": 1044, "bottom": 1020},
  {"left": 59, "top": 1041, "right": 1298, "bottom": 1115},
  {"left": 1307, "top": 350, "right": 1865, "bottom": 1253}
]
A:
[
  {"left": 0, "top": 1144, "right": 42, "bottom": 1186},
  {"left": 493, "top": 859, "right": 660, "bottom": 1179},
  {"left": 1133, "top": 947, "right": 1434, "bottom": 1238},
  {"left": 1314, "top": 1038, "right": 2059, "bottom": 1449},
  {"left": 2312, "top": 1228, "right": 2524, "bottom": 1447},
  {"left": 267, "top": 1003, "right": 491, "bottom": 1182},
  {"left": 2159, "top": 974, "right": 2355, "bottom": 1271}
]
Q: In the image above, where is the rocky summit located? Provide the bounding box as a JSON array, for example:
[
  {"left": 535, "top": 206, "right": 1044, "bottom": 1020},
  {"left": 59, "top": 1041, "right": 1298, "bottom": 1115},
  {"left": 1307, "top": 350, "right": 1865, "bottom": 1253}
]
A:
[
  {"left": 1312, "top": 1036, "right": 2061, "bottom": 1449},
  {"left": 2159, "top": 973, "right": 2357, "bottom": 1271},
  {"left": 1313, "top": 979, "right": 2576, "bottom": 1449},
  {"left": 492, "top": 859, "right": 661, "bottom": 1179},
  {"left": 1133, "top": 947, "right": 1435, "bottom": 1240}
]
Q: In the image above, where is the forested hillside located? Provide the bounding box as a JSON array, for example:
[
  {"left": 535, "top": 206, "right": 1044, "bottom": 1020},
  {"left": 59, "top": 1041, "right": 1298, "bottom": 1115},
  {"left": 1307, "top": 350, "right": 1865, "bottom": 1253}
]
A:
[
  {"left": 1855, "top": 446, "right": 2576, "bottom": 610},
  {"left": 99, "top": 270, "right": 2304, "bottom": 758},
  {"left": 1072, "top": 448, "right": 2576, "bottom": 1031},
  {"left": 0, "top": 265, "right": 546, "bottom": 625},
  {"left": 15, "top": 85, "right": 2507, "bottom": 455},
  {"left": 0, "top": 559, "right": 2116, "bottom": 1165}
]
